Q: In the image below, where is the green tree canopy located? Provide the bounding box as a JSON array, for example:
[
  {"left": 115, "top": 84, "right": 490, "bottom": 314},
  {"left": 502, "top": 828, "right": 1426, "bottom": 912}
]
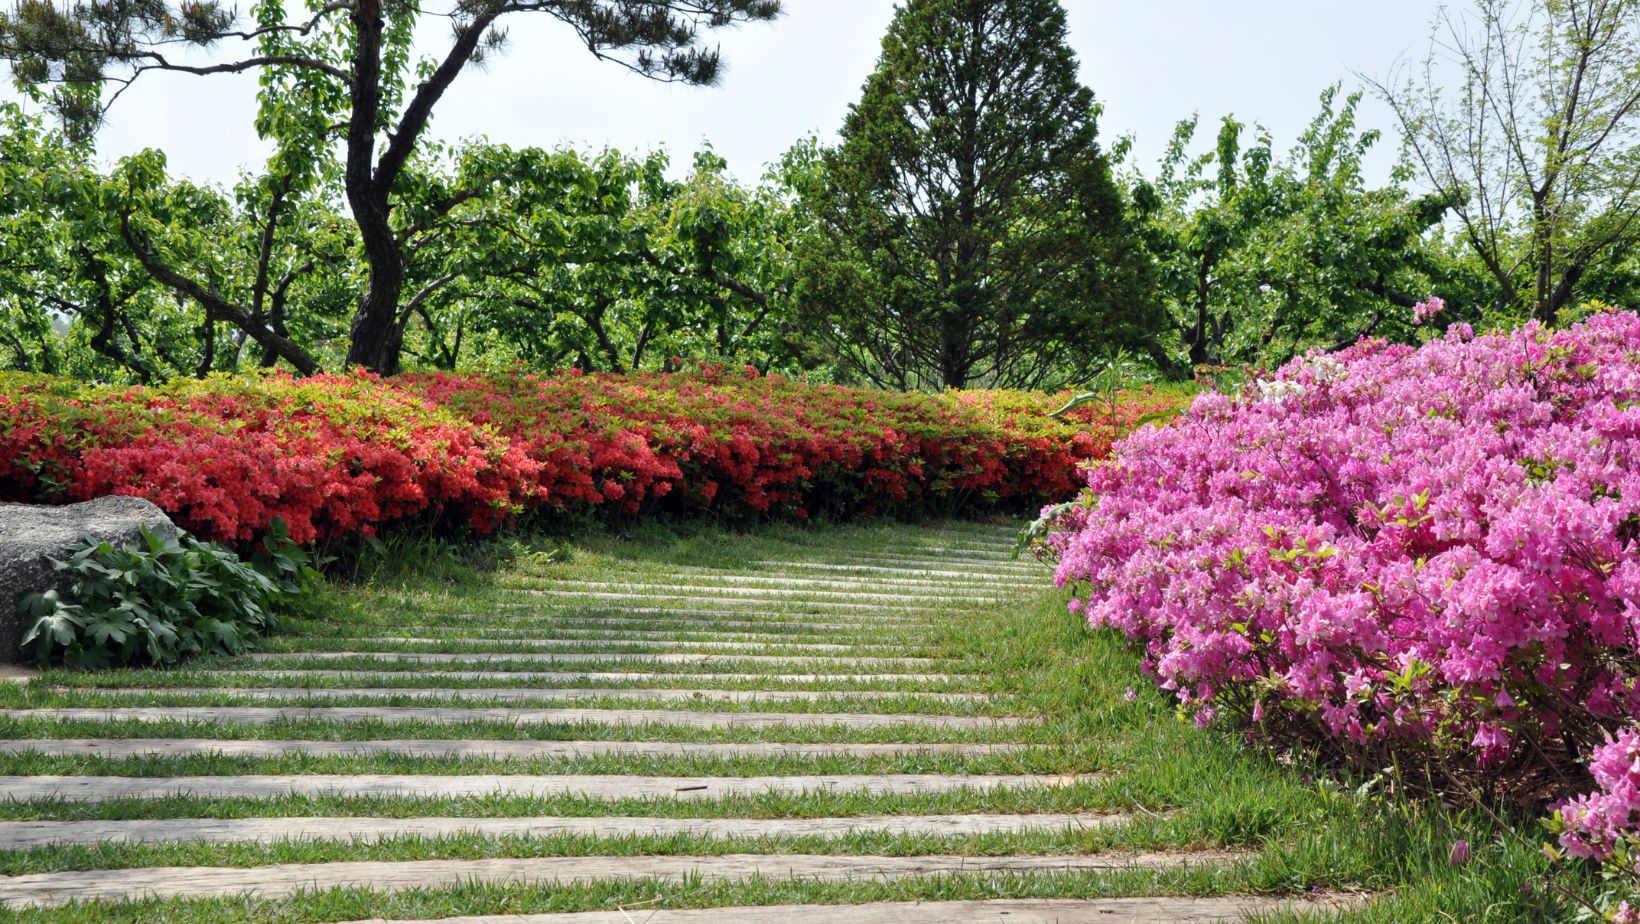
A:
[
  {"left": 0, "top": 0, "right": 781, "bottom": 373},
  {"left": 1129, "top": 88, "right": 1453, "bottom": 371},
  {"left": 402, "top": 145, "right": 801, "bottom": 373},
  {"left": 0, "top": 104, "right": 352, "bottom": 380},
  {"left": 793, "top": 0, "right": 1158, "bottom": 391},
  {"left": 1369, "top": 0, "right": 1640, "bottom": 322},
  {"left": 0, "top": 103, "right": 805, "bottom": 383}
]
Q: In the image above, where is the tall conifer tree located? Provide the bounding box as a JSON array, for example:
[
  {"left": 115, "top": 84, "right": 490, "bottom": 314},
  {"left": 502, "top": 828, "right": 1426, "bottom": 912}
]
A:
[{"left": 796, "top": 0, "right": 1159, "bottom": 390}]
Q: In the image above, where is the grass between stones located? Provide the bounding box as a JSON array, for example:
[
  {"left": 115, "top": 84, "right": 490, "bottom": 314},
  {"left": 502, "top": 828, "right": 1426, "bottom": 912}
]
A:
[{"left": 0, "top": 518, "right": 1576, "bottom": 921}]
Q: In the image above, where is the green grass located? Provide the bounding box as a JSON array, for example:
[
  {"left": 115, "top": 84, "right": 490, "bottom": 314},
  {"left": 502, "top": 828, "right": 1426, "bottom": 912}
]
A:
[
  {"left": 0, "top": 517, "right": 1587, "bottom": 922},
  {"left": 0, "top": 715, "right": 1028, "bottom": 745}
]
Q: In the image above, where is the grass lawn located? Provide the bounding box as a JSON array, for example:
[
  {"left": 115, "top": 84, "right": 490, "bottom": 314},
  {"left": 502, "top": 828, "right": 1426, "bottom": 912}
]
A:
[{"left": 0, "top": 518, "right": 1574, "bottom": 922}]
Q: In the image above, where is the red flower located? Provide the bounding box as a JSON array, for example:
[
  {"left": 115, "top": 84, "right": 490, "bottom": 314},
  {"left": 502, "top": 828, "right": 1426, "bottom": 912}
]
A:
[{"left": 0, "top": 368, "right": 1185, "bottom": 544}]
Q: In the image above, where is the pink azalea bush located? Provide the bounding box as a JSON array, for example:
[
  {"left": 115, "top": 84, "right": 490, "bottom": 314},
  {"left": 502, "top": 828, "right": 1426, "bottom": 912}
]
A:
[
  {"left": 1042, "top": 310, "right": 1640, "bottom": 801},
  {"left": 1556, "top": 730, "right": 1640, "bottom": 861},
  {"left": 1552, "top": 728, "right": 1640, "bottom": 917}
]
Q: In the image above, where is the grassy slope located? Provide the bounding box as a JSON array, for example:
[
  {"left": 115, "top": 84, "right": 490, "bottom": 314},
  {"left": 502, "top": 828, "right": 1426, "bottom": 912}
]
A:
[{"left": 0, "top": 518, "right": 1573, "bottom": 923}]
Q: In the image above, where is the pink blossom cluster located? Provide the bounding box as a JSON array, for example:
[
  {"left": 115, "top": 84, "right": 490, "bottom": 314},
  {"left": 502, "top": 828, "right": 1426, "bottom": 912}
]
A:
[
  {"left": 1558, "top": 730, "right": 1640, "bottom": 860},
  {"left": 1045, "top": 310, "right": 1640, "bottom": 792},
  {"left": 1413, "top": 295, "right": 1446, "bottom": 325}
]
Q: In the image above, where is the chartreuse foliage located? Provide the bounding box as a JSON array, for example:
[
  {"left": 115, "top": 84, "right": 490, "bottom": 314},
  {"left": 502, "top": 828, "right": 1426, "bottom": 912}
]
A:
[
  {"left": 0, "top": 0, "right": 782, "bottom": 375},
  {"left": 0, "top": 100, "right": 811, "bottom": 384},
  {"left": 1127, "top": 86, "right": 1453, "bottom": 372},
  {"left": 19, "top": 519, "right": 318, "bottom": 668}
]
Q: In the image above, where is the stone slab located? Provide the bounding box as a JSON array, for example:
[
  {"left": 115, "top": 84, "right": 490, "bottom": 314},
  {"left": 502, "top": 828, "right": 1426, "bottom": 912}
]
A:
[
  {"left": 828, "top": 552, "right": 1037, "bottom": 570},
  {"left": 0, "top": 772, "right": 1095, "bottom": 804},
  {"left": 0, "top": 705, "right": 1021, "bottom": 730},
  {"left": 753, "top": 561, "right": 1043, "bottom": 581},
  {"left": 543, "top": 574, "right": 1026, "bottom": 596},
  {"left": 0, "top": 738, "right": 1024, "bottom": 760},
  {"left": 332, "top": 638, "right": 869, "bottom": 654},
  {"left": 524, "top": 584, "right": 963, "bottom": 607},
  {"left": 662, "top": 567, "right": 1042, "bottom": 590},
  {"left": 66, "top": 686, "right": 989, "bottom": 705},
  {"left": 338, "top": 896, "right": 1360, "bottom": 924},
  {"left": 0, "top": 850, "right": 1236, "bottom": 907},
  {"left": 224, "top": 670, "right": 959, "bottom": 685},
  {"left": 377, "top": 621, "right": 883, "bottom": 637},
  {"left": 243, "top": 652, "right": 946, "bottom": 670},
  {"left": 520, "top": 591, "right": 936, "bottom": 613},
  {"left": 489, "top": 606, "right": 935, "bottom": 625}
]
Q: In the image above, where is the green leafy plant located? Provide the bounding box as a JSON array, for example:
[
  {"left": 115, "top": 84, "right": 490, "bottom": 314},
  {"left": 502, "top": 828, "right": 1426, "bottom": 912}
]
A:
[{"left": 18, "top": 518, "right": 318, "bottom": 668}]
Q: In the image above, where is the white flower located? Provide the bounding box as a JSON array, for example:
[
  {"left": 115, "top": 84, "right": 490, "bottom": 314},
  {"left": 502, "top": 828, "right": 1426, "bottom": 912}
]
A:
[
  {"left": 1254, "top": 379, "right": 1306, "bottom": 404},
  {"left": 1305, "top": 355, "right": 1348, "bottom": 383}
]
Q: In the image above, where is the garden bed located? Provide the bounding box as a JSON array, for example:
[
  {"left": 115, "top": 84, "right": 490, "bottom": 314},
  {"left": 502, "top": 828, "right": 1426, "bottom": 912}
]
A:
[
  {"left": 1040, "top": 309, "right": 1640, "bottom": 811},
  {"left": 0, "top": 366, "right": 1187, "bottom": 545}
]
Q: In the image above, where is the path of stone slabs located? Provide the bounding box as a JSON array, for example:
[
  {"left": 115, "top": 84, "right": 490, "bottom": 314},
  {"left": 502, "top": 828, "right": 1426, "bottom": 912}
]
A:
[{"left": 0, "top": 520, "right": 1357, "bottom": 923}]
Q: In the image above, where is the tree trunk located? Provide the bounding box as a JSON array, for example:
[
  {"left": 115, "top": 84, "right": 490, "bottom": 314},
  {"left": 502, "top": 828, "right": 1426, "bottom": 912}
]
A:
[
  {"left": 1182, "top": 250, "right": 1221, "bottom": 367},
  {"left": 343, "top": 237, "right": 405, "bottom": 373},
  {"left": 340, "top": 0, "right": 406, "bottom": 375}
]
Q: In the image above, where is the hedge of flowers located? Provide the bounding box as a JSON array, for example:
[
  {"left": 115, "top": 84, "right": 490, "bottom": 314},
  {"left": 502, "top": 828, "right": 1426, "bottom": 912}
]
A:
[
  {"left": 1040, "top": 311, "right": 1640, "bottom": 810},
  {"left": 0, "top": 373, "right": 537, "bottom": 543},
  {"left": 0, "top": 365, "right": 1183, "bottom": 546},
  {"left": 403, "top": 368, "right": 1170, "bottom": 521}
]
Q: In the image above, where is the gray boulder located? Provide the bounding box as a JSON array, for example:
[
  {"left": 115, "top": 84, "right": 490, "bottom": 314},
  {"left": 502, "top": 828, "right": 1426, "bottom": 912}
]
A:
[{"left": 0, "top": 497, "right": 178, "bottom": 663}]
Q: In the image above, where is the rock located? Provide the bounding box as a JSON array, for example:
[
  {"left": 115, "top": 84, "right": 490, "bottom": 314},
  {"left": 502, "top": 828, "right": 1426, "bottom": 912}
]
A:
[{"left": 0, "top": 497, "right": 178, "bottom": 663}]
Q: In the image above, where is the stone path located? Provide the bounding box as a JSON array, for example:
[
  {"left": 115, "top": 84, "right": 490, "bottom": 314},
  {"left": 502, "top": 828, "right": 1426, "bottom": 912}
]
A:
[{"left": 0, "top": 521, "right": 1355, "bottom": 920}]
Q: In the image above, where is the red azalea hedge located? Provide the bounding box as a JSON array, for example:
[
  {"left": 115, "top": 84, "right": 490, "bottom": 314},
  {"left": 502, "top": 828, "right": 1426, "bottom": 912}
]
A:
[
  {"left": 0, "top": 373, "right": 536, "bottom": 543},
  {"left": 0, "top": 366, "right": 1186, "bottom": 545}
]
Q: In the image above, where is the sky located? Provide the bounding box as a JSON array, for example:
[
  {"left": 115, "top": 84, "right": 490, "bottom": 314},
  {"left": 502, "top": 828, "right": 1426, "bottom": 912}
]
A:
[{"left": 9, "top": 0, "right": 1446, "bottom": 188}]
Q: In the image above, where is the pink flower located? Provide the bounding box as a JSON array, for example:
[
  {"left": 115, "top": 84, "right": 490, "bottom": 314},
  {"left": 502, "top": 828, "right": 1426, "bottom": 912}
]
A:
[
  {"left": 1123, "top": 688, "right": 1138, "bottom": 703},
  {"left": 1412, "top": 296, "right": 1446, "bottom": 325},
  {"left": 1039, "top": 309, "right": 1640, "bottom": 845},
  {"left": 1448, "top": 840, "right": 1470, "bottom": 865}
]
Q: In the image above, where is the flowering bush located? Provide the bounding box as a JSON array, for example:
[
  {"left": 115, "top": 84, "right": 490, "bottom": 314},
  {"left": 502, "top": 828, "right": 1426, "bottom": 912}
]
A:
[
  {"left": 1555, "top": 731, "right": 1640, "bottom": 862},
  {"left": 0, "top": 366, "right": 1185, "bottom": 546},
  {"left": 0, "top": 372, "right": 538, "bottom": 544},
  {"left": 1041, "top": 310, "right": 1640, "bottom": 801},
  {"left": 403, "top": 367, "right": 1181, "bottom": 522},
  {"left": 1550, "top": 728, "right": 1640, "bottom": 919}
]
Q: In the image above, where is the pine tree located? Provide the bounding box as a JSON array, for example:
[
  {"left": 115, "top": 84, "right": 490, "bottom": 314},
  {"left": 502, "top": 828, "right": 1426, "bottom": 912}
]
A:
[{"left": 796, "top": 0, "right": 1159, "bottom": 390}]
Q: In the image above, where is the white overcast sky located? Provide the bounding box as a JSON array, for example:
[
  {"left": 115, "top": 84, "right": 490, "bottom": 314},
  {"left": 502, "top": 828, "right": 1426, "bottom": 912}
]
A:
[{"left": 10, "top": 0, "right": 1443, "bottom": 187}]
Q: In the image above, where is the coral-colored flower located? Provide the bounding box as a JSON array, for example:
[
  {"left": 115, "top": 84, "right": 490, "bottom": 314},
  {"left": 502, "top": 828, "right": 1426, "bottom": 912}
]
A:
[{"left": 0, "top": 367, "right": 1184, "bottom": 548}]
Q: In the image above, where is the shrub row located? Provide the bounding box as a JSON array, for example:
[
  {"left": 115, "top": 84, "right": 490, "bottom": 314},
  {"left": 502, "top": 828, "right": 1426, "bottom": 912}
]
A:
[
  {"left": 0, "top": 373, "right": 534, "bottom": 544},
  {"left": 1040, "top": 310, "right": 1640, "bottom": 809},
  {"left": 0, "top": 365, "right": 1184, "bottom": 546}
]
